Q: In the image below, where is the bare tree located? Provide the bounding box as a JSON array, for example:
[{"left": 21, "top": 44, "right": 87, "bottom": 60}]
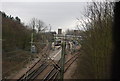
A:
[
  {"left": 76, "top": 1, "right": 114, "bottom": 79},
  {"left": 29, "top": 18, "right": 47, "bottom": 33},
  {"left": 29, "top": 18, "right": 36, "bottom": 31},
  {"left": 36, "top": 19, "right": 47, "bottom": 33}
]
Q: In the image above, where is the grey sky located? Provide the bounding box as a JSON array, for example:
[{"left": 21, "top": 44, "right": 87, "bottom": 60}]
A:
[{"left": 1, "top": 2, "right": 88, "bottom": 32}]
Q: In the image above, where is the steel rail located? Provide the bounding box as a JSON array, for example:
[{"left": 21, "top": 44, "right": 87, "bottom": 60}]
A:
[
  {"left": 17, "top": 45, "right": 50, "bottom": 81},
  {"left": 64, "top": 56, "right": 78, "bottom": 72},
  {"left": 29, "top": 64, "right": 49, "bottom": 80},
  {"left": 65, "top": 53, "right": 78, "bottom": 64},
  {"left": 52, "top": 71, "right": 59, "bottom": 80},
  {"left": 17, "top": 59, "right": 44, "bottom": 81},
  {"left": 42, "top": 58, "right": 61, "bottom": 81},
  {"left": 46, "top": 54, "right": 78, "bottom": 80},
  {"left": 48, "top": 70, "right": 58, "bottom": 80},
  {"left": 42, "top": 67, "right": 55, "bottom": 81},
  {"left": 18, "top": 48, "right": 62, "bottom": 81}
]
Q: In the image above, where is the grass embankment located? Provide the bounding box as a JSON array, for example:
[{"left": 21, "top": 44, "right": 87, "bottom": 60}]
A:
[
  {"left": 2, "top": 50, "right": 36, "bottom": 78},
  {"left": 1, "top": 12, "right": 47, "bottom": 78}
]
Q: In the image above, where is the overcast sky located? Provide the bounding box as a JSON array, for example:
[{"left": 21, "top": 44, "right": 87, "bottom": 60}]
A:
[{"left": 1, "top": 2, "right": 89, "bottom": 32}]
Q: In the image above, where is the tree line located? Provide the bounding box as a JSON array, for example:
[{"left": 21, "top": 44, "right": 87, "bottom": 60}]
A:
[
  {"left": 75, "top": 2, "right": 114, "bottom": 79},
  {"left": 1, "top": 11, "right": 51, "bottom": 53}
]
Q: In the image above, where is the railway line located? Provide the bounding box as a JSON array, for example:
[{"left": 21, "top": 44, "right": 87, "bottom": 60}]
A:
[
  {"left": 2, "top": 52, "right": 78, "bottom": 81},
  {"left": 17, "top": 62, "right": 48, "bottom": 81},
  {"left": 41, "top": 53, "right": 79, "bottom": 80},
  {"left": 42, "top": 67, "right": 57, "bottom": 80},
  {"left": 9, "top": 45, "right": 79, "bottom": 81},
  {"left": 17, "top": 48, "right": 61, "bottom": 81},
  {"left": 64, "top": 54, "right": 78, "bottom": 72}
]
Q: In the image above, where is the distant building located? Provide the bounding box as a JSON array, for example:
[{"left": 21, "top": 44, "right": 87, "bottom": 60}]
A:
[
  {"left": 44, "top": 31, "right": 56, "bottom": 35},
  {"left": 50, "top": 31, "right": 57, "bottom": 35},
  {"left": 74, "top": 30, "right": 79, "bottom": 35},
  {"left": 58, "top": 29, "right": 62, "bottom": 34}
]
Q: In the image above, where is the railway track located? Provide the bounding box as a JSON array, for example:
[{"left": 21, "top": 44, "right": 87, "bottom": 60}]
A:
[
  {"left": 41, "top": 59, "right": 61, "bottom": 81},
  {"left": 17, "top": 50, "right": 78, "bottom": 81},
  {"left": 42, "top": 67, "right": 56, "bottom": 80},
  {"left": 42, "top": 53, "right": 78, "bottom": 80},
  {"left": 16, "top": 45, "right": 54, "bottom": 81},
  {"left": 17, "top": 55, "right": 46, "bottom": 80},
  {"left": 17, "top": 53, "right": 61, "bottom": 81},
  {"left": 64, "top": 54, "right": 78, "bottom": 72},
  {"left": 17, "top": 62, "right": 48, "bottom": 81}
]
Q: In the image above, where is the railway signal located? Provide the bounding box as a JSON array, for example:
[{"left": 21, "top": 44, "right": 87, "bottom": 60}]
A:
[{"left": 30, "top": 23, "right": 36, "bottom": 53}]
